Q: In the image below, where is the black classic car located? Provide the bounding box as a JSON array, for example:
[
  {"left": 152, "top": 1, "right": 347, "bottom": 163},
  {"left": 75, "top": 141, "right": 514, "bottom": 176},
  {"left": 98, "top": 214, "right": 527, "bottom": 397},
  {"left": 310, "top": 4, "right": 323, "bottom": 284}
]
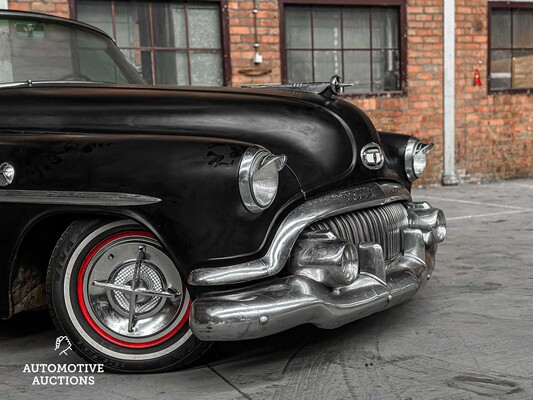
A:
[{"left": 0, "top": 11, "right": 446, "bottom": 372}]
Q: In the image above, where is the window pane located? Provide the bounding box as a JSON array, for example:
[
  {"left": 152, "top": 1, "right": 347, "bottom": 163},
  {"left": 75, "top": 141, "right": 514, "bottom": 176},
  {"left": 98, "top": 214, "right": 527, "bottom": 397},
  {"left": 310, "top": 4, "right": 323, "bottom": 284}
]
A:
[
  {"left": 513, "top": 9, "right": 533, "bottom": 48},
  {"left": 344, "top": 50, "right": 371, "bottom": 93},
  {"left": 77, "top": 1, "right": 113, "bottom": 38},
  {"left": 190, "top": 51, "right": 223, "bottom": 85},
  {"left": 78, "top": 31, "right": 128, "bottom": 83},
  {"left": 154, "top": 50, "right": 189, "bottom": 85},
  {"left": 188, "top": 4, "right": 221, "bottom": 49},
  {"left": 284, "top": 5, "right": 401, "bottom": 92},
  {"left": 372, "top": 7, "right": 398, "bottom": 48},
  {"left": 491, "top": 9, "right": 511, "bottom": 49},
  {"left": 314, "top": 50, "right": 341, "bottom": 81},
  {"left": 6, "top": 21, "right": 74, "bottom": 81},
  {"left": 0, "top": 21, "right": 13, "bottom": 83},
  {"left": 313, "top": 7, "right": 341, "bottom": 49},
  {"left": 286, "top": 50, "right": 312, "bottom": 82},
  {"left": 490, "top": 50, "right": 512, "bottom": 90},
  {"left": 152, "top": 3, "right": 186, "bottom": 48},
  {"left": 343, "top": 8, "right": 370, "bottom": 49},
  {"left": 115, "top": 1, "right": 150, "bottom": 47},
  {"left": 140, "top": 50, "right": 153, "bottom": 84},
  {"left": 512, "top": 50, "right": 533, "bottom": 88},
  {"left": 121, "top": 49, "right": 152, "bottom": 83},
  {"left": 372, "top": 49, "right": 399, "bottom": 91},
  {"left": 285, "top": 7, "right": 311, "bottom": 49},
  {"left": 77, "top": 0, "right": 226, "bottom": 87}
]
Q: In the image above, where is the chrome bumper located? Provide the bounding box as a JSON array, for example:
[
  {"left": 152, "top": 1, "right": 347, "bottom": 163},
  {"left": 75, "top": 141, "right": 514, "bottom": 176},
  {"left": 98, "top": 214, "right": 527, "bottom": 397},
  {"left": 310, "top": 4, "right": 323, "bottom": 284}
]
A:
[{"left": 190, "top": 200, "right": 446, "bottom": 341}]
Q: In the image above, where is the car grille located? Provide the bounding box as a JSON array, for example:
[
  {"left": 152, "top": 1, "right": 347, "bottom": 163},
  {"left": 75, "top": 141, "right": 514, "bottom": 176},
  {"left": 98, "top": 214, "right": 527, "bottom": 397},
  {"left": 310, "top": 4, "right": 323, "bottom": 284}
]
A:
[{"left": 305, "top": 202, "right": 408, "bottom": 261}]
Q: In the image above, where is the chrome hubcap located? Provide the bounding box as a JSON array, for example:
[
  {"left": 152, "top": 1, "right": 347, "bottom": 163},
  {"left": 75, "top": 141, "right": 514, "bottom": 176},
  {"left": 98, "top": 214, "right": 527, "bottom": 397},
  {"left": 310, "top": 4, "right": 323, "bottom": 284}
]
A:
[{"left": 82, "top": 235, "right": 185, "bottom": 342}]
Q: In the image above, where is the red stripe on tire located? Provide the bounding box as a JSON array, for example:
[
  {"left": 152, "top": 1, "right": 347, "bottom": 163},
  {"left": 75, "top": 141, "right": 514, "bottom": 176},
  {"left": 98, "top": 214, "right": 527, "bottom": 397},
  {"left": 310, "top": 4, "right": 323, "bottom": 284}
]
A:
[{"left": 77, "top": 231, "right": 190, "bottom": 349}]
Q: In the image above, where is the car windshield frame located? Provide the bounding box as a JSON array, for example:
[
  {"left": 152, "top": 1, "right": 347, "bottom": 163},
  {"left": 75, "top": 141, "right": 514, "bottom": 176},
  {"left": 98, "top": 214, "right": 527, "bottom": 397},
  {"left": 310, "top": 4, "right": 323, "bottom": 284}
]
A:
[{"left": 0, "top": 11, "right": 145, "bottom": 86}]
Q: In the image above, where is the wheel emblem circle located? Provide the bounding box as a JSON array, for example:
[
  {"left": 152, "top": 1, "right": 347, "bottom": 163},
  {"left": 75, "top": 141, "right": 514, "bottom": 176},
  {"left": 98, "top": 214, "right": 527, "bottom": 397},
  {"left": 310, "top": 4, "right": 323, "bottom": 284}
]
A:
[
  {"left": 107, "top": 261, "right": 167, "bottom": 319},
  {"left": 77, "top": 231, "right": 190, "bottom": 348}
]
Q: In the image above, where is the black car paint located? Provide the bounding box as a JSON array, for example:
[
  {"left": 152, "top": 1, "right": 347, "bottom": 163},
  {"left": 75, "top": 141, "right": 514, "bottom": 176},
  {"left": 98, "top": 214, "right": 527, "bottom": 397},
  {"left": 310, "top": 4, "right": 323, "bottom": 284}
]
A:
[{"left": 0, "top": 83, "right": 413, "bottom": 318}]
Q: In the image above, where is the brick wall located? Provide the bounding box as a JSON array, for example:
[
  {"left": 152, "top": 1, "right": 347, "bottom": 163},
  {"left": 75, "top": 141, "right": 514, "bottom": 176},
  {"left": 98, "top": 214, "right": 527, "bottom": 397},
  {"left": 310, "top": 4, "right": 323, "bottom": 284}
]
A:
[
  {"left": 349, "top": 0, "right": 446, "bottom": 186},
  {"left": 223, "top": 0, "right": 447, "bottom": 185},
  {"left": 7, "top": 0, "right": 69, "bottom": 18},
  {"left": 228, "top": 0, "right": 532, "bottom": 185},
  {"left": 4, "top": 0, "right": 533, "bottom": 185},
  {"left": 454, "top": 0, "right": 533, "bottom": 182},
  {"left": 228, "top": 0, "right": 281, "bottom": 85}
]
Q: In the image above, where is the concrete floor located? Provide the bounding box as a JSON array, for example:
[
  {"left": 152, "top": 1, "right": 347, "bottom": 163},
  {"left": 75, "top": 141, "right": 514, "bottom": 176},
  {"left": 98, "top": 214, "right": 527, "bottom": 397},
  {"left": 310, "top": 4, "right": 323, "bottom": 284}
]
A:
[{"left": 1, "top": 179, "right": 533, "bottom": 399}]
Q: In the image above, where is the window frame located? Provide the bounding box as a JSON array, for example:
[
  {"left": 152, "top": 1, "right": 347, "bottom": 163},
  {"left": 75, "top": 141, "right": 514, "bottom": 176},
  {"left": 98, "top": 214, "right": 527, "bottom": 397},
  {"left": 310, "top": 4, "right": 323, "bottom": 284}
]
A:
[
  {"left": 488, "top": 1, "right": 533, "bottom": 94},
  {"left": 70, "top": 0, "right": 232, "bottom": 86},
  {"left": 279, "top": 0, "right": 407, "bottom": 97}
]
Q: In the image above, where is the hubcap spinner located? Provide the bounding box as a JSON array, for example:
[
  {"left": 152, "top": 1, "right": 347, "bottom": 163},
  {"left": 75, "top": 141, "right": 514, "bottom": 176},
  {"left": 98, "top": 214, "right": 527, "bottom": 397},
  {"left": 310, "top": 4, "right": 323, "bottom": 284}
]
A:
[{"left": 82, "top": 234, "right": 184, "bottom": 342}]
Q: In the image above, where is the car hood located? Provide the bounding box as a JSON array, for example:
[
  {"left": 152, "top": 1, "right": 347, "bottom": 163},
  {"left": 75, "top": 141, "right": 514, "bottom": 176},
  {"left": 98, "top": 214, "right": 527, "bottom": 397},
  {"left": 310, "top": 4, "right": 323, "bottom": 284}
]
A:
[{"left": 0, "top": 83, "right": 402, "bottom": 195}]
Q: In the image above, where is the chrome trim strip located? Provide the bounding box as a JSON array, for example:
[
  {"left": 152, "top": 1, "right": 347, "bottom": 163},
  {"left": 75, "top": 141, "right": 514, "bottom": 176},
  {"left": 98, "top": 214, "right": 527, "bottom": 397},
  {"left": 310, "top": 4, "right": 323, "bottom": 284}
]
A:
[
  {"left": 188, "top": 181, "right": 411, "bottom": 286},
  {"left": 0, "top": 80, "right": 117, "bottom": 90},
  {"left": 0, "top": 190, "right": 161, "bottom": 206}
]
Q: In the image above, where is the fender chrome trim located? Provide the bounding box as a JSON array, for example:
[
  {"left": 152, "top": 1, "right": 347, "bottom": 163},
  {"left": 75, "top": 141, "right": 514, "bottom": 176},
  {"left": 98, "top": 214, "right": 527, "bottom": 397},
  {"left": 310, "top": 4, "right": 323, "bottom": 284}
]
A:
[
  {"left": 188, "top": 181, "right": 411, "bottom": 286},
  {"left": 0, "top": 190, "right": 161, "bottom": 206}
]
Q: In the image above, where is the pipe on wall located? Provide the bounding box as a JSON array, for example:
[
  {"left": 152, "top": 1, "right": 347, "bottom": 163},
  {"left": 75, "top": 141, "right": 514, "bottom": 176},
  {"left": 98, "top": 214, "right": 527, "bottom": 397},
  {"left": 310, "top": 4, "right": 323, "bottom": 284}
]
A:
[{"left": 443, "top": 0, "right": 459, "bottom": 185}]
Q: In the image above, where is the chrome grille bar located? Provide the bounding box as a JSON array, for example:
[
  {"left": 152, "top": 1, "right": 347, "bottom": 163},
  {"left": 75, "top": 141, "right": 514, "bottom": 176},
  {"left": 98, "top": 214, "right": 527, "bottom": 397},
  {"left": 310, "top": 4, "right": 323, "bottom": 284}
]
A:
[{"left": 305, "top": 202, "right": 408, "bottom": 260}]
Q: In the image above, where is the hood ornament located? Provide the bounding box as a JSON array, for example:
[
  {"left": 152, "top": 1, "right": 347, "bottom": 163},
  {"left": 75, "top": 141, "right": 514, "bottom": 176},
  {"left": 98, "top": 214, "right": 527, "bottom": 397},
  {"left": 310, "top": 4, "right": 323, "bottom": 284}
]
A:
[{"left": 242, "top": 75, "right": 353, "bottom": 99}]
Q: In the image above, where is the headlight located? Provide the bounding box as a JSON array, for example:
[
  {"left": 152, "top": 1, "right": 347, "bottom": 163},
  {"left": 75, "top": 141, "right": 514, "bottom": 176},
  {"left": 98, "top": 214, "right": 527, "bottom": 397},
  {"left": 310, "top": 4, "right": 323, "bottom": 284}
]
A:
[
  {"left": 239, "top": 146, "right": 287, "bottom": 213},
  {"left": 405, "top": 138, "right": 434, "bottom": 181}
]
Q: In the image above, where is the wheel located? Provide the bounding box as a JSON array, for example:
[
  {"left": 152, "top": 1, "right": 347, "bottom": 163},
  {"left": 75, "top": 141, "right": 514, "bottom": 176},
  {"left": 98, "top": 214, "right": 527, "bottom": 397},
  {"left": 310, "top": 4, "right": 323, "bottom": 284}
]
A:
[{"left": 47, "top": 219, "right": 211, "bottom": 372}]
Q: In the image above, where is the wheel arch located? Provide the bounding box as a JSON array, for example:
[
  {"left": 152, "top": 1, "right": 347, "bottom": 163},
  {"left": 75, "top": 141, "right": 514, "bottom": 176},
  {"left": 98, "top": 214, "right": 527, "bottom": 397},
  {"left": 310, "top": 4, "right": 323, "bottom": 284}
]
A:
[{"left": 7, "top": 209, "right": 172, "bottom": 317}]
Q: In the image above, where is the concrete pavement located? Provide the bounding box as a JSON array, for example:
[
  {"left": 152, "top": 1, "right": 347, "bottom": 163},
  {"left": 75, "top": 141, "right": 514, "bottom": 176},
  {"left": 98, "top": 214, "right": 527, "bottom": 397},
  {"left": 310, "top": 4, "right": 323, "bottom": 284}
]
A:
[{"left": 1, "top": 178, "right": 532, "bottom": 399}]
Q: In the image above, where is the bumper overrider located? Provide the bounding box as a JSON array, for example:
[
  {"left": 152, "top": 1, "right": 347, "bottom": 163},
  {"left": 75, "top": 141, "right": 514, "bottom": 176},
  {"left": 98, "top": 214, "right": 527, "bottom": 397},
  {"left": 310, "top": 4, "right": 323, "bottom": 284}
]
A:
[{"left": 188, "top": 182, "right": 446, "bottom": 341}]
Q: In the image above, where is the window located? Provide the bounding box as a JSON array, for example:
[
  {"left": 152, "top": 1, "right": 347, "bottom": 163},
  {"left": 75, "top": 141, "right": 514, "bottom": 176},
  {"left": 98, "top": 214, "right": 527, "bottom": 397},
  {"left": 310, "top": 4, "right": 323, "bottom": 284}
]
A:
[
  {"left": 282, "top": 2, "right": 404, "bottom": 94},
  {"left": 489, "top": 3, "right": 533, "bottom": 91},
  {"left": 0, "top": 18, "right": 141, "bottom": 84},
  {"left": 76, "top": 0, "right": 228, "bottom": 86}
]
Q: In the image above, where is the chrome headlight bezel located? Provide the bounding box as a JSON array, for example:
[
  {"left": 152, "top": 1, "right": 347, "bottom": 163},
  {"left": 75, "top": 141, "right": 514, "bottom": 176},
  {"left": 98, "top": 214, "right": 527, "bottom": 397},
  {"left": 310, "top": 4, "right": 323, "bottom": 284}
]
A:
[
  {"left": 404, "top": 138, "right": 434, "bottom": 181},
  {"left": 238, "top": 146, "right": 287, "bottom": 213}
]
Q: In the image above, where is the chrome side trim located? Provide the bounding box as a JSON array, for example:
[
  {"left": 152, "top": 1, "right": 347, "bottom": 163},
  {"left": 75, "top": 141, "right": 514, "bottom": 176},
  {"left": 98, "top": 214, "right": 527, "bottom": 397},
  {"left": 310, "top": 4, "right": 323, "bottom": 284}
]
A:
[
  {"left": 188, "top": 181, "right": 411, "bottom": 286},
  {"left": 0, "top": 190, "right": 161, "bottom": 206}
]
